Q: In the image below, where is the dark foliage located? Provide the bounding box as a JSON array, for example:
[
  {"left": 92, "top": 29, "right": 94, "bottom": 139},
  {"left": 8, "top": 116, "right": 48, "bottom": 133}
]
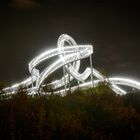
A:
[{"left": 0, "top": 85, "right": 140, "bottom": 140}]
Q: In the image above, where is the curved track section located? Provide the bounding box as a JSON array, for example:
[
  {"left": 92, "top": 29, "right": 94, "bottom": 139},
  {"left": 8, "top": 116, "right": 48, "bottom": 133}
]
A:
[{"left": 2, "top": 34, "right": 140, "bottom": 95}]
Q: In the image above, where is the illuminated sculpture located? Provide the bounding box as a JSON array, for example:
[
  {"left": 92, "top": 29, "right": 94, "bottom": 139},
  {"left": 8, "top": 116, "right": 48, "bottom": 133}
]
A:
[{"left": 2, "top": 34, "right": 140, "bottom": 95}]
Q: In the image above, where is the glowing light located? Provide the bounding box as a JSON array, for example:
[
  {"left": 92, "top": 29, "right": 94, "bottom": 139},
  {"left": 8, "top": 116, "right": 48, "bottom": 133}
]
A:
[{"left": 2, "top": 34, "right": 140, "bottom": 95}]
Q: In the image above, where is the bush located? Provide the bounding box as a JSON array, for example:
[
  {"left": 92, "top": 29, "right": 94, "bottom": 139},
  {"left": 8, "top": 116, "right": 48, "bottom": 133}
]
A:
[{"left": 0, "top": 85, "right": 140, "bottom": 140}]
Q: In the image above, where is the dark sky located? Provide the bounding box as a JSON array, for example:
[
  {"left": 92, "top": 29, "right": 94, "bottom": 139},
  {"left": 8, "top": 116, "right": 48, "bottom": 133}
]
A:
[{"left": 0, "top": 0, "right": 140, "bottom": 84}]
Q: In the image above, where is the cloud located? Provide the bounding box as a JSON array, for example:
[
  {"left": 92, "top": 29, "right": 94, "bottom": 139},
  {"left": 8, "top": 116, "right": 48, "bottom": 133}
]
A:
[
  {"left": 99, "top": 45, "right": 132, "bottom": 70},
  {"left": 105, "top": 46, "right": 132, "bottom": 69},
  {"left": 12, "top": 0, "right": 41, "bottom": 9}
]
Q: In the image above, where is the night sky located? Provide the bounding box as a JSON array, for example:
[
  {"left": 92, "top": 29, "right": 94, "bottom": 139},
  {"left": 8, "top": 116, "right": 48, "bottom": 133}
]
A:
[{"left": 0, "top": 0, "right": 140, "bottom": 84}]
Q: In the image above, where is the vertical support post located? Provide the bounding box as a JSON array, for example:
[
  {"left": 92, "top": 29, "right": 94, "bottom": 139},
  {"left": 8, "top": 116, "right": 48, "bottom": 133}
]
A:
[
  {"left": 77, "top": 80, "right": 80, "bottom": 89},
  {"left": 63, "top": 65, "right": 67, "bottom": 92},
  {"left": 68, "top": 64, "right": 71, "bottom": 93},
  {"left": 31, "top": 76, "right": 34, "bottom": 93},
  {"left": 26, "top": 84, "right": 28, "bottom": 93},
  {"left": 90, "top": 55, "right": 94, "bottom": 87},
  {"left": 31, "top": 69, "right": 34, "bottom": 94}
]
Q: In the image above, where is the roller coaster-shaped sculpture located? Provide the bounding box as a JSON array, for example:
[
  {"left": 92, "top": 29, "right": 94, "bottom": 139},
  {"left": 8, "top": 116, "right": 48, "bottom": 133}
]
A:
[{"left": 2, "top": 34, "right": 140, "bottom": 95}]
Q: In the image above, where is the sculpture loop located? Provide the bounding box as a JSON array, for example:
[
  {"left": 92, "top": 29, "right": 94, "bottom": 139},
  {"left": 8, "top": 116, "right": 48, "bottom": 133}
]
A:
[{"left": 3, "top": 34, "right": 140, "bottom": 95}]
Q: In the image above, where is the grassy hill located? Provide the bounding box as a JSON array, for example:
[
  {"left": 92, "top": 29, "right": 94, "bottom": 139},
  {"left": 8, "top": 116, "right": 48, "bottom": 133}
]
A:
[{"left": 0, "top": 84, "right": 140, "bottom": 140}]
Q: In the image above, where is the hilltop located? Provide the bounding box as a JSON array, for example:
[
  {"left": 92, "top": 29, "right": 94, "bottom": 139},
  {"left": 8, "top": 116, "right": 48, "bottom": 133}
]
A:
[{"left": 0, "top": 84, "right": 140, "bottom": 140}]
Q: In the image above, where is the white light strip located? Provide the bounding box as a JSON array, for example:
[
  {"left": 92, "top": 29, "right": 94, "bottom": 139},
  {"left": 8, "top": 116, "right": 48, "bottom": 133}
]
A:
[{"left": 2, "top": 34, "right": 140, "bottom": 95}]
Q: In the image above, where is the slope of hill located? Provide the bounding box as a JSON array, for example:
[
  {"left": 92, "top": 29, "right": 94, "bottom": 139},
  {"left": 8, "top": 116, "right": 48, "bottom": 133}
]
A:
[{"left": 0, "top": 85, "right": 140, "bottom": 140}]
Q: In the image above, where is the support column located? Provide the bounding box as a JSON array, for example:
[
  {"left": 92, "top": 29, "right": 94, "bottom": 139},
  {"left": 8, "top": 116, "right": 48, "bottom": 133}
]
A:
[
  {"left": 78, "top": 80, "right": 80, "bottom": 89},
  {"left": 31, "top": 69, "right": 34, "bottom": 94},
  {"left": 90, "top": 55, "right": 94, "bottom": 87},
  {"left": 63, "top": 65, "right": 67, "bottom": 92},
  {"left": 68, "top": 64, "right": 71, "bottom": 93}
]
